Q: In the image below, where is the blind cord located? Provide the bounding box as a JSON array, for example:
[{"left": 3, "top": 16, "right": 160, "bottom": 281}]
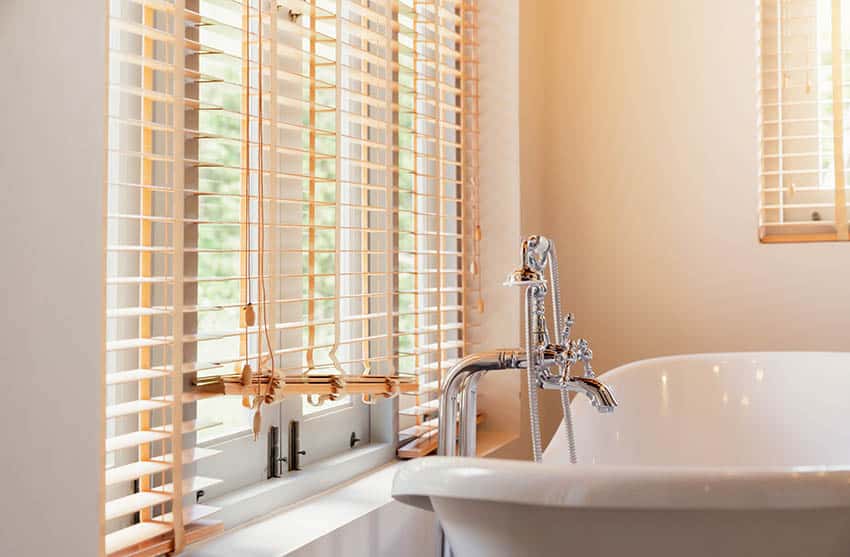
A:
[
  {"left": 258, "top": 2, "right": 279, "bottom": 400},
  {"left": 327, "top": 0, "right": 344, "bottom": 378},
  {"left": 252, "top": 1, "right": 282, "bottom": 439}
]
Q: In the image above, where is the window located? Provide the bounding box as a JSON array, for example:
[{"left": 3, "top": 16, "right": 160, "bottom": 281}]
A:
[
  {"left": 103, "top": 0, "right": 480, "bottom": 554},
  {"left": 758, "top": 0, "right": 850, "bottom": 242}
]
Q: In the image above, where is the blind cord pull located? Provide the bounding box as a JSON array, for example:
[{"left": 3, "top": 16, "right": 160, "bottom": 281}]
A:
[{"left": 242, "top": 303, "right": 256, "bottom": 327}]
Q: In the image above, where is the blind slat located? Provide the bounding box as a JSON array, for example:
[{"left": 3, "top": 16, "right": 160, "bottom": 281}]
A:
[
  {"left": 105, "top": 461, "right": 172, "bottom": 487},
  {"left": 105, "top": 492, "right": 172, "bottom": 521}
]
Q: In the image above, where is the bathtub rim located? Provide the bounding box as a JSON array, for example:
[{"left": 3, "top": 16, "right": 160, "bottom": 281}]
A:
[{"left": 392, "top": 456, "right": 850, "bottom": 512}]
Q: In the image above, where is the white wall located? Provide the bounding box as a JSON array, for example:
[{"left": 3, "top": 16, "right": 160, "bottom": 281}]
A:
[
  {"left": 529, "top": 0, "right": 850, "bottom": 441},
  {"left": 0, "top": 2, "right": 105, "bottom": 556}
]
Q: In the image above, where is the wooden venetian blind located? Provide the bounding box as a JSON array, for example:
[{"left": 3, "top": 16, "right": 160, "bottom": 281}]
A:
[
  {"left": 104, "top": 0, "right": 480, "bottom": 554},
  {"left": 397, "top": 0, "right": 480, "bottom": 458},
  {"left": 758, "top": 0, "right": 850, "bottom": 242}
]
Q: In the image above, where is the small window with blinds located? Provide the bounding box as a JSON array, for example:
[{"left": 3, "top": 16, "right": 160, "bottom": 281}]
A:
[
  {"left": 758, "top": 0, "right": 850, "bottom": 242},
  {"left": 103, "top": 0, "right": 481, "bottom": 554}
]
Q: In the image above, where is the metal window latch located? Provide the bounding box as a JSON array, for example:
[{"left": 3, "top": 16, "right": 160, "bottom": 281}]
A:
[
  {"left": 350, "top": 431, "right": 361, "bottom": 448},
  {"left": 268, "top": 426, "right": 286, "bottom": 479},
  {"left": 288, "top": 420, "right": 307, "bottom": 471}
]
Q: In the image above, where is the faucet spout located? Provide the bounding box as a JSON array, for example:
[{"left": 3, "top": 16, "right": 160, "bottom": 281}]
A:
[{"left": 562, "top": 376, "right": 618, "bottom": 413}]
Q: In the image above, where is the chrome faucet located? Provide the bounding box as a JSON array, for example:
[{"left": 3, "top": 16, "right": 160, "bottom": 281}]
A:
[
  {"left": 507, "top": 235, "right": 618, "bottom": 461},
  {"left": 437, "top": 235, "right": 618, "bottom": 462}
]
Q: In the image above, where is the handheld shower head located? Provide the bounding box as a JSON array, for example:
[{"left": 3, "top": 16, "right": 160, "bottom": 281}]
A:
[
  {"left": 524, "top": 235, "right": 553, "bottom": 270},
  {"left": 504, "top": 235, "right": 553, "bottom": 287}
]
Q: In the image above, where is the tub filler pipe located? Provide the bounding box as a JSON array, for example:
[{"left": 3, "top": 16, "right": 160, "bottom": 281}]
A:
[{"left": 437, "top": 351, "right": 524, "bottom": 458}]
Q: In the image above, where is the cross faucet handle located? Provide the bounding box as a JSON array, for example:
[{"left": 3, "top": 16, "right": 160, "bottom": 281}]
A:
[
  {"left": 572, "top": 338, "right": 595, "bottom": 378},
  {"left": 561, "top": 313, "right": 575, "bottom": 343}
]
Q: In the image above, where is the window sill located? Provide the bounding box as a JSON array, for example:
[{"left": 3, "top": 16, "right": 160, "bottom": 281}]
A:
[
  {"left": 201, "top": 442, "right": 395, "bottom": 530},
  {"left": 182, "top": 457, "right": 405, "bottom": 557},
  {"left": 759, "top": 232, "right": 845, "bottom": 244}
]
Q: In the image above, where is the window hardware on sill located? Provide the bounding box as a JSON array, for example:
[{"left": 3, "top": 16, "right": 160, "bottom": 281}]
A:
[
  {"left": 350, "top": 431, "right": 361, "bottom": 448},
  {"left": 289, "top": 420, "right": 307, "bottom": 472},
  {"left": 268, "top": 425, "right": 286, "bottom": 479}
]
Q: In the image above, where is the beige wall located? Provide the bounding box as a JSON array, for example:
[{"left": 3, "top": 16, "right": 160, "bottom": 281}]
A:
[
  {"left": 471, "top": 0, "right": 524, "bottom": 451},
  {"left": 493, "top": 0, "right": 550, "bottom": 460},
  {"left": 0, "top": 1, "right": 105, "bottom": 555},
  {"left": 523, "top": 0, "right": 850, "bottom": 445}
]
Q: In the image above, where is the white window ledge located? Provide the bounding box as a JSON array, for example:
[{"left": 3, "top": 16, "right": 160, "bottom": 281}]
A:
[
  {"left": 183, "top": 456, "right": 409, "bottom": 557},
  {"left": 201, "top": 443, "right": 395, "bottom": 530}
]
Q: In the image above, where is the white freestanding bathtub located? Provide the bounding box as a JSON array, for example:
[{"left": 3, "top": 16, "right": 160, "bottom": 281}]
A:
[{"left": 393, "top": 353, "right": 850, "bottom": 557}]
